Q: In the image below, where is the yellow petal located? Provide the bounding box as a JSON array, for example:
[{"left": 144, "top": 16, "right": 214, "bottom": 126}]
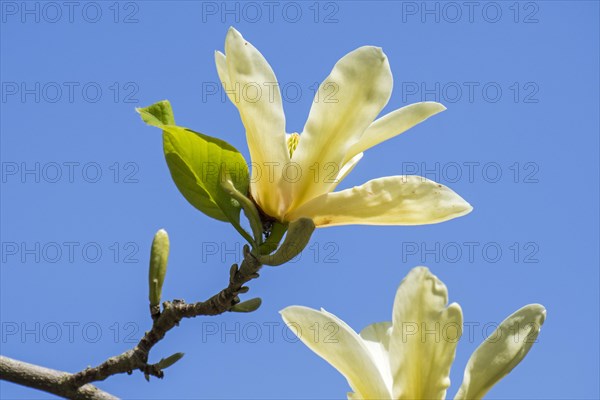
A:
[
  {"left": 309, "top": 152, "right": 364, "bottom": 200},
  {"left": 289, "top": 46, "right": 393, "bottom": 211},
  {"left": 222, "top": 27, "right": 289, "bottom": 218},
  {"left": 215, "top": 50, "right": 234, "bottom": 104},
  {"left": 344, "top": 102, "right": 447, "bottom": 163},
  {"left": 285, "top": 176, "right": 472, "bottom": 227},
  {"left": 359, "top": 322, "right": 393, "bottom": 390},
  {"left": 280, "top": 306, "right": 391, "bottom": 399},
  {"left": 389, "top": 267, "right": 464, "bottom": 400},
  {"left": 336, "top": 152, "right": 364, "bottom": 184},
  {"left": 454, "top": 304, "right": 547, "bottom": 400}
]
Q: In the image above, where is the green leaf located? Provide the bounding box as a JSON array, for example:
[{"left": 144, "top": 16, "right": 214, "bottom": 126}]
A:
[
  {"left": 230, "top": 297, "right": 262, "bottom": 313},
  {"left": 137, "top": 100, "right": 175, "bottom": 126},
  {"left": 221, "top": 172, "right": 263, "bottom": 245},
  {"left": 259, "top": 218, "right": 315, "bottom": 266},
  {"left": 259, "top": 221, "right": 288, "bottom": 255},
  {"left": 157, "top": 352, "right": 185, "bottom": 369},
  {"left": 137, "top": 101, "right": 250, "bottom": 230}
]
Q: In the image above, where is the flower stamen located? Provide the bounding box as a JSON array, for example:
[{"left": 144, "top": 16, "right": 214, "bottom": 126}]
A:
[{"left": 287, "top": 132, "right": 300, "bottom": 158}]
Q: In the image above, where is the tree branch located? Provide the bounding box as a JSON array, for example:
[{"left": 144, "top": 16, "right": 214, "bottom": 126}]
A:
[
  {"left": 1, "top": 245, "right": 263, "bottom": 398},
  {"left": 0, "top": 356, "right": 117, "bottom": 400}
]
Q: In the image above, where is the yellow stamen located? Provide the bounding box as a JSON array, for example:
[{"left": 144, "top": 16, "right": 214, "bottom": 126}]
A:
[{"left": 287, "top": 133, "right": 300, "bottom": 158}]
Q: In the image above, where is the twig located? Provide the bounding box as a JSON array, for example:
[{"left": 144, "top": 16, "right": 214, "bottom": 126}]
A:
[
  {"left": 1, "top": 245, "right": 263, "bottom": 398},
  {"left": 0, "top": 356, "right": 117, "bottom": 400}
]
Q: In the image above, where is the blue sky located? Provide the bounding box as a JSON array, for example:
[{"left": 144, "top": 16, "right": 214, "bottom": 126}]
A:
[{"left": 1, "top": 1, "right": 598, "bottom": 399}]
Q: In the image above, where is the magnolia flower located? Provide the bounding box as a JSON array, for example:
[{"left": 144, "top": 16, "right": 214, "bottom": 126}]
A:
[
  {"left": 216, "top": 28, "right": 472, "bottom": 227},
  {"left": 280, "top": 267, "right": 546, "bottom": 399}
]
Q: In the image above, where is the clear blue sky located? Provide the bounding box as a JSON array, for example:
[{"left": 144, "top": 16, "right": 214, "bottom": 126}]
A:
[{"left": 1, "top": 1, "right": 598, "bottom": 399}]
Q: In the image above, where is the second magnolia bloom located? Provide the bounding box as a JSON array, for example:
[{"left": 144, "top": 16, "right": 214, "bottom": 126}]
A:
[
  {"left": 281, "top": 267, "right": 546, "bottom": 400},
  {"left": 216, "top": 28, "right": 472, "bottom": 227}
]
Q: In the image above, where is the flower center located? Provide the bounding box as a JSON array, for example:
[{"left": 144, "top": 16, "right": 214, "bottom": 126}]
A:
[{"left": 287, "top": 132, "right": 300, "bottom": 158}]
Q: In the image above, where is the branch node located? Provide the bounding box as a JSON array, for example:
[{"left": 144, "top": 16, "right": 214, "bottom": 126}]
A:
[
  {"left": 141, "top": 363, "right": 164, "bottom": 380},
  {"left": 150, "top": 304, "right": 161, "bottom": 321}
]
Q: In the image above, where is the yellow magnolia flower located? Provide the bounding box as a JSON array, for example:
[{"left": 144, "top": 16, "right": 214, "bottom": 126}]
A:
[
  {"left": 216, "top": 28, "right": 472, "bottom": 227},
  {"left": 280, "top": 267, "right": 546, "bottom": 399}
]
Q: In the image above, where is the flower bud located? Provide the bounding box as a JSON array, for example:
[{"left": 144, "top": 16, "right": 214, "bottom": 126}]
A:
[{"left": 149, "top": 229, "right": 170, "bottom": 308}]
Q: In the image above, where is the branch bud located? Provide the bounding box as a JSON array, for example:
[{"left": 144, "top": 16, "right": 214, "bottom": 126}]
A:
[{"left": 149, "top": 229, "right": 170, "bottom": 308}]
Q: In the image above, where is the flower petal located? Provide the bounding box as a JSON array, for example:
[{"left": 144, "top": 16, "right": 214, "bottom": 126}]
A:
[
  {"left": 222, "top": 27, "right": 289, "bottom": 218},
  {"left": 454, "top": 304, "right": 547, "bottom": 400},
  {"left": 309, "top": 152, "right": 364, "bottom": 200},
  {"left": 344, "top": 102, "right": 447, "bottom": 163},
  {"left": 388, "top": 267, "right": 464, "bottom": 400},
  {"left": 280, "top": 306, "right": 391, "bottom": 399},
  {"left": 359, "top": 322, "right": 393, "bottom": 390},
  {"left": 289, "top": 46, "right": 393, "bottom": 211},
  {"left": 335, "top": 152, "right": 363, "bottom": 186},
  {"left": 215, "top": 50, "right": 234, "bottom": 104},
  {"left": 285, "top": 176, "right": 472, "bottom": 227}
]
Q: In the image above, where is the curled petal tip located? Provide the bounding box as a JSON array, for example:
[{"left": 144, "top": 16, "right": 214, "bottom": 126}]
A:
[
  {"left": 372, "top": 46, "right": 387, "bottom": 60},
  {"left": 356, "top": 45, "right": 387, "bottom": 63},
  {"left": 227, "top": 26, "right": 243, "bottom": 40},
  {"left": 528, "top": 303, "right": 547, "bottom": 322}
]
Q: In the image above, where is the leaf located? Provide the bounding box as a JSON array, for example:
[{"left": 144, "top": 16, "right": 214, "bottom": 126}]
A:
[
  {"left": 259, "top": 218, "right": 315, "bottom": 266},
  {"left": 221, "top": 172, "right": 263, "bottom": 245},
  {"left": 230, "top": 297, "right": 262, "bottom": 313},
  {"left": 157, "top": 352, "right": 185, "bottom": 369},
  {"left": 137, "top": 100, "right": 175, "bottom": 126},
  {"left": 137, "top": 101, "right": 250, "bottom": 227},
  {"left": 259, "top": 221, "right": 288, "bottom": 255}
]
